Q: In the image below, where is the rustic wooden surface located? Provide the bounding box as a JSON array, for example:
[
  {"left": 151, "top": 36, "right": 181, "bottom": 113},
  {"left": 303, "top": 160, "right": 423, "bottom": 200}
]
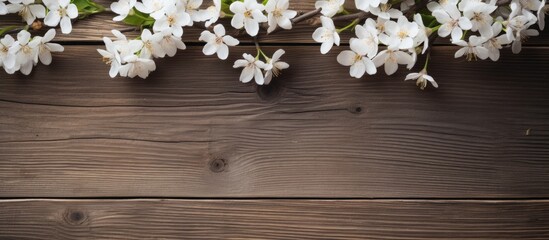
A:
[
  {"left": 1, "top": 200, "right": 549, "bottom": 239},
  {"left": 1, "top": 0, "right": 549, "bottom": 238}
]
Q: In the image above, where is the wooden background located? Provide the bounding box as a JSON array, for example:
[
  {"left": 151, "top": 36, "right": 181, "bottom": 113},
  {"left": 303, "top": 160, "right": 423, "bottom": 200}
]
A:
[{"left": 1, "top": 0, "right": 549, "bottom": 239}]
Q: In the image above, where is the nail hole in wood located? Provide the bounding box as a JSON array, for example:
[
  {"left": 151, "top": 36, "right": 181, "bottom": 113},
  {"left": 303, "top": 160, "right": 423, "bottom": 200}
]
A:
[{"left": 209, "top": 159, "right": 227, "bottom": 173}]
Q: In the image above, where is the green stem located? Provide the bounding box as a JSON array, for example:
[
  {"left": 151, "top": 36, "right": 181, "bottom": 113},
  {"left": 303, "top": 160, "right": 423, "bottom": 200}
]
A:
[
  {"left": 0, "top": 26, "right": 25, "bottom": 37},
  {"left": 423, "top": 52, "right": 430, "bottom": 70},
  {"left": 430, "top": 25, "right": 441, "bottom": 32},
  {"left": 254, "top": 37, "right": 262, "bottom": 60},
  {"left": 337, "top": 19, "right": 359, "bottom": 33}
]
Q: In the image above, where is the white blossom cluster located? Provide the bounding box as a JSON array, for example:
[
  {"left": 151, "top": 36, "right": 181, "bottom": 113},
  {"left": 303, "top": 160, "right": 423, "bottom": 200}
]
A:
[
  {"left": 229, "top": 0, "right": 297, "bottom": 36},
  {"left": 99, "top": 0, "right": 225, "bottom": 78},
  {"left": 1, "top": 0, "right": 79, "bottom": 34},
  {"left": 228, "top": 0, "right": 294, "bottom": 85},
  {"left": 0, "top": 29, "right": 63, "bottom": 75},
  {"left": 101, "top": 0, "right": 294, "bottom": 84},
  {"left": 0, "top": 0, "right": 74, "bottom": 75},
  {"left": 3, "top": 0, "right": 544, "bottom": 89},
  {"left": 233, "top": 49, "right": 289, "bottom": 85},
  {"left": 317, "top": 0, "right": 547, "bottom": 89}
]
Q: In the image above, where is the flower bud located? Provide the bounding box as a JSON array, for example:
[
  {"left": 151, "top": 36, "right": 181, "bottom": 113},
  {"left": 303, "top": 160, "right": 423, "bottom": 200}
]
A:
[{"left": 31, "top": 20, "right": 43, "bottom": 31}]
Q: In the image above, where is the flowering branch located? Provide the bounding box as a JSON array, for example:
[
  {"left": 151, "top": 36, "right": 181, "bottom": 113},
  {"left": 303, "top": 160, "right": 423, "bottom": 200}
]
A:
[
  {"left": 332, "top": 11, "right": 372, "bottom": 22},
  {"left": 267, "top": 8, "right": 322, "bottom": 34},
  {"left": 1, "top": 0, "right": 108, "bottom": 75},
  {"left": 3, "top": 0, "right": 547, "bottom": 92},
  {"left": 292, "top": 8, "right": 323, "bottom": 24}
]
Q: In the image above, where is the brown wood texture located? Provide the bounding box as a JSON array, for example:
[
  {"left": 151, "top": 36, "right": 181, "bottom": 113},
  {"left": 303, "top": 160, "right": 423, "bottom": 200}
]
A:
[
  {"left": 1, "top": 199, "right": 549, "bottom": 239},
  {"left": 2, "top": 1, "right": 549, "bottom": 238},
  {"left": 1, "top": 0, "right": 548, "bottom": 44},
  {"left": 1, "top": 45, "right": 548, "bottom": 198}
]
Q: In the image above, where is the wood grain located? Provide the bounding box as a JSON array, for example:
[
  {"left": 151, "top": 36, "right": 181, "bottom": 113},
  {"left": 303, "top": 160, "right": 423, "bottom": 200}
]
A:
[
  {"left": 1, "top": 0, "right": 547, "bottom": 44},
  {"left": 1, "top": 45, "right": 548, "bottom": 198},
  {"left": 1, "top": 199, "right": 548, "bottom": 239}
]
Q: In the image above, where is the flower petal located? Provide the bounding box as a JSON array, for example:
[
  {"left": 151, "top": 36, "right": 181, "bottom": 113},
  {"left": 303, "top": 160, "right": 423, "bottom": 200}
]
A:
[
  {"left": 217, "top": 44, "right": 229, "bottom": 60},
  {"left": 60, "top": 16, "right": 72, "bottom": 34}
]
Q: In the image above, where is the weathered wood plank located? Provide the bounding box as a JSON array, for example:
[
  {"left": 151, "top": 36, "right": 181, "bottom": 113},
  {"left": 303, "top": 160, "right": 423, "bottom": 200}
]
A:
[
  {"left": 1, "top": 0, "right": 547, "bottom": 44},
  {"left": 1, "top": 199, "right": 548, "bottom": 239},
  {"left": 0, "top": 45, "right": 548, "bottom": 198}
]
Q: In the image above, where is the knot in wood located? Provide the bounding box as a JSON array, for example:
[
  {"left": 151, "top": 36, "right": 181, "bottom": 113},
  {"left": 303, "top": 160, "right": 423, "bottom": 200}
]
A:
[
  {"left": 209, "top": 159, "right": 227, "bottom": 173},
  {"left": 63, "top": 209, "right": 88, "bottom": 225},
  {"left": 257, "top": 80, "right": 284, "bottom": 102},
  {"left": 348, "top": 103, "right": 364, "bottom": 115}
]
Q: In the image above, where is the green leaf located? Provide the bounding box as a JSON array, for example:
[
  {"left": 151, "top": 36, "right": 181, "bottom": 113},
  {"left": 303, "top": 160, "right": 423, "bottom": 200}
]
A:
[
  {"left": 123, "top": 9, "right": 155, "bottom": 28},
  {"left": 420, "top": 13, "right": 438, "bottom": 28},
  {"left": 221, "top": 0, "right": 238, "bottom": 15},
  {"left": 71, "top": 0, "right": 105, "bottom": 17}
]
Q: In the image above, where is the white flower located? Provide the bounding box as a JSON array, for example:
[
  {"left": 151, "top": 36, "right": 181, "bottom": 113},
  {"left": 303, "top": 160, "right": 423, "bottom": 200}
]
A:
[
  {"left": 111, "top": 0, "right": 136, "bottom": 21},
  {"left": 366, "top": 17, "right": 387, "bottom": 33},
  {"left": 427, "top": 0, "right": 458, "bottom": 12},
  {"left": 119, "top": 55, "right": 156, "bottom": 79},
  {"left": 0, "top": 34, "right": 17, "bottom": 72},
  {"left": 462, "top": 1, "right": 497, "bottom": 37},
  {"left": 6, "top": 0, "right": 46, "bottom": 25},
  {"left": 372, "top": 49, "right": 414, "bottom": 75},
  {"left": 483, "top": 22, "right": 512, "bottom": 61},
  {"left": 116, "top": 39, "right": 143, "bottom": 59},
  {"left": 337, "top": 41, "right": 377, "bottom": 78},
  {"left": 264, "top": 49, "right": 289, "bottom": 85},
  {"left": 97, "top": 37, "right": 122, "bottom": 78},
  {"left": 230, "top": 0, "right": 268, "bottom": 37},
  {"left": 519, "top": 0, "right": 542, "bottom": 11},
  {"left": 36, "top": 29, "right": 64, "bottom": 65},
  {"left": 43, "top": 0, "right": 79, "bottom": 34},
  {"left": 413, "top": 13, "right": 429, "bottom": 54},
  {"left": 266, "top": 0, "right": 298, "bottom": 33},
  {"left": 202, "top": 0, "right": 221, "bottom": 27},
  {"left": 405, "top": 69, "right": 438, "bottom": 90},
  {"left": 407, "top": 48, "right": 417, "bottom": 69},
  {"left": 315, "top": 0, "right": 344, "bottom": 17},
  {"left": 512, "top": 27, "right": 539, "bottom": 54},
  {"left": 370, "top": 4, "right": 403, "bottom": 20},
  {"left": 432, "top": 4, "right": 472, "bottom": 41},
  {"left": 351, "top": 24, "right": 379, "bottom": 59},
  {"left": 312, "top": 16, "right": 340, "bottom": 54},
  {"left": 233, "top": 53, "right": 269, "bottom": 85},
  {"left": 153, "top": 6, "right": 191, "bottom": 37},
  {"left": 139, "top": 29, "right": 165, "bottom": 59},
  {"left": 0, "top": 0, "right": 8, "bottom": 15},
  {"left": 453, "top": 35, "right": 489, "bottom": 60},
  {"left": 380, "top": 16, "right": 419, "bottom": 50},
  {"left": 538, "top": 0, "right": 547, "bottom": 30},
  {"left": 356, "top": 0, "right": 388, "bottom": 11},
  {"left": 400, "top": 0, "right": 415, "bottom": 11},
  {"left": 182, "top": 0, "right": 204, "bottom": 22},
  {"left": 135, "top": 0, "right": 170, "bottom": 19},
  {"left": 457, "top": 0, "right": 482, "bottom": 11},
  {"left": 13, "top": 30, "right": 40, "bottom": 75},
  {"left": 159, "top": 29, "right": 186, "bottom": 57},
  {"left": 199, "top": 24, "right": 239, "bottom": 60},
  {"left": 507, "top": 2, "right": 538, "bottom": 53}
]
